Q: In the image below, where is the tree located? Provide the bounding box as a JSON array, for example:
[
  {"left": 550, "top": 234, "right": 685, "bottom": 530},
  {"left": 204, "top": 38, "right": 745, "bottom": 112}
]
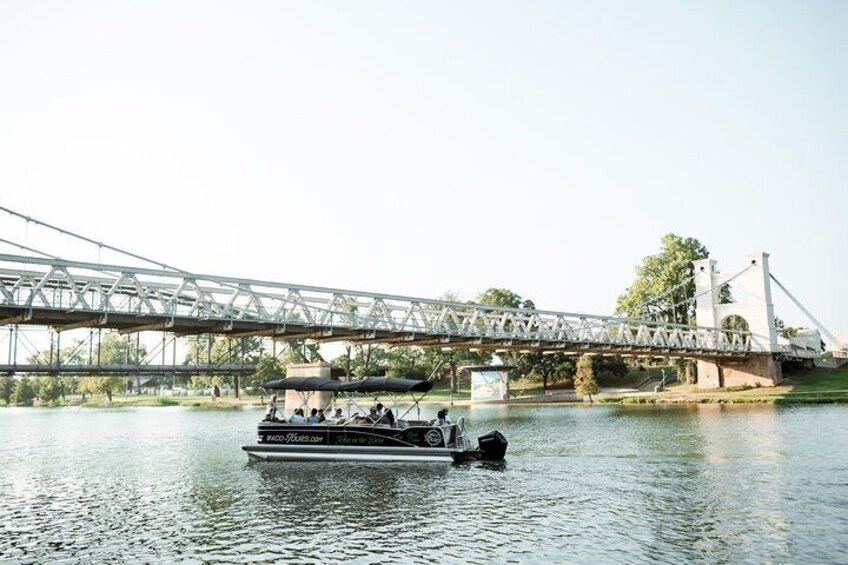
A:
[
  {"left": 617, "top": 234, "right": 720, "bottom": 325},
  {"left": 95, "top": 332, "right": 148, "bottom": 394},
  {"left": 11, "top": 376, "right": 37, "bottom": 406},
  {"left": 420, "top": 345, "right": 488, "bottom": 392},
  {"left": 331, "top": 345, "right": 394, "bottom": 379},
  {"left": 255, "top": 355, "right": 284, "bottom": 384},
  {"left": 591, "top": 355, "right": 629, "bottom": 385},
  {"left": 36, "top": 377, "right": 63, "bottom": 404},
  {"left": 475, "top": 288, "right": 533, "bottom": 310},
  {"left": 184, "top": 334, "right": 265, "bottom": 397},
  {"left": 574, "top": 354, "right": 600, "bottom": 402},
  {"left": 0, "top": 375, "right": 14, "bottom": 405},
  {"left": 79, "top": 375, "right": 126, "bottom": 402},
  {"left": 616, "top": 234, "right": 732, "bottom": 384},
  {"left": 513, "top": 352, "right": 575, "bottom": 391}
]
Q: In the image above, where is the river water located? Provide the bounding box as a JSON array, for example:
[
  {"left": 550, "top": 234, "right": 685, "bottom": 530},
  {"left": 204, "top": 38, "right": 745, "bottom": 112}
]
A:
[{"left": 1, "top": 404, "right": 846, "bottom": 564}]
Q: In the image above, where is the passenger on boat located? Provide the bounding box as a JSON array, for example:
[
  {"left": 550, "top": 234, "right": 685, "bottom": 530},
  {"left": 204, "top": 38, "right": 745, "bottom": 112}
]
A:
[
  {"left": 443, "top": 408, "right": 451, "bottom": 424},
  {"left": 432, "top": 409, "right": 448, "bottom": 426},
  {"left": 307, "top": 408, "right": 320, "bottom": 424},
  {"left": 332, "top": 408, "right": 344, "bottom": 422},
  {"left": 289, "top": 408, "right": 307, "bottom": 424},
  {"left": 383, "top": 408, "right": 396, "bottom": 427},
  {"left": 316, "top": 409, "right": 326, "bottom": 423},
  {"left": 366, "top": 406, "right": 380, "bottom": 423},
  {"left": 264, "top": 394, "right": 278, "bottom": 421}
]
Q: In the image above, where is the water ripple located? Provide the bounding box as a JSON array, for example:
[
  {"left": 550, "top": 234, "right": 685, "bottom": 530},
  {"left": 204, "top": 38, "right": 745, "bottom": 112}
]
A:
[{"left": 1, "top": 405, "right": 847, "bottom": 563}]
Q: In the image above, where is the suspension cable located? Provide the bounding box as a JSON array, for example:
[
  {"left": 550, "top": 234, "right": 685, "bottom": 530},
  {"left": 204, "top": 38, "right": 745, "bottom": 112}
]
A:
[
  {"left": 0, "top": 205, "right": 185, "bottom": 273},
  {"left": 633, "top": 265, "right": 754, "bottom": 323},
  {"left": 0, "top": 237, "right": 61, "bottom": 260},
  {"left": 769, "top": 273, "right": 845, "bottom": 350}
]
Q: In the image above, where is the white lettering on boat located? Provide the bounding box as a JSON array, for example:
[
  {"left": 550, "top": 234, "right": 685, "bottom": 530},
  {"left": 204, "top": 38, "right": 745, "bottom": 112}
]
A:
[{"left": 265, "top": 433, "right": 324, "bottom": 444}]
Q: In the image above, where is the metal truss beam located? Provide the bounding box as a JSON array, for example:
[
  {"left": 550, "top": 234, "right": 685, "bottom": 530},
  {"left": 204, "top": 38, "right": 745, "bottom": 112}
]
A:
[{"left": 0, "top": 253, "right": 754, "bottom": 357}]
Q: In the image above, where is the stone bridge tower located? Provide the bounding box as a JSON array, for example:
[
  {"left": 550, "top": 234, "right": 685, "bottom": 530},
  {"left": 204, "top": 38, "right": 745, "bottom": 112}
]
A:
[{"left": 692, "top": 252, "right": 782, "bottom": 389}]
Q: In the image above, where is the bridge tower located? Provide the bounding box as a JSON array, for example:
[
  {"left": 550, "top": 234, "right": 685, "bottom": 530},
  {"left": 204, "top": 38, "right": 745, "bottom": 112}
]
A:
[{"left": 692, "top": 252, "right": 782, "bottom": 389}]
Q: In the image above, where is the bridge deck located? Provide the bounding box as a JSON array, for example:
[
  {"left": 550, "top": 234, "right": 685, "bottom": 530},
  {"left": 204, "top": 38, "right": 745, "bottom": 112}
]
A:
[{"left": 0, "top": 253, "right": 753, "bottom": 359}]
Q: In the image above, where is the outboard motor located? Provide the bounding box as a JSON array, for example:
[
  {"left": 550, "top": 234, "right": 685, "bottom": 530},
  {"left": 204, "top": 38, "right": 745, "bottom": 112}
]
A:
[{"left": 477, "top": 430, "right": 508, "bottom": 461}]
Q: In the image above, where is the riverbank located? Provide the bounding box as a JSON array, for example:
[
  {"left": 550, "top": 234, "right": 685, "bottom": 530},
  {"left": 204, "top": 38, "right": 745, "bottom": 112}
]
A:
[
  {"left": 5, "top": 368, "right": 847, "bottom": 408},
  {"left": 596, "top": 368, "right": 848, "bottom": 406}
]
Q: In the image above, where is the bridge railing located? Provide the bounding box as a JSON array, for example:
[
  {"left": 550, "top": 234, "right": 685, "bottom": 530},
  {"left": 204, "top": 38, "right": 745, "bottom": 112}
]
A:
[{"left": 0, "top": 254, "right": 751, "bottom": 354}]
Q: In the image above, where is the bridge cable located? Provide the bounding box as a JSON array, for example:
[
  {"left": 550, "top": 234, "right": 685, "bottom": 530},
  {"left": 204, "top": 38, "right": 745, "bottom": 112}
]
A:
[
  {"left": 0, "top": 205, "right": 185, "bottom": 274},
  {"left": 769, "top": 273, "right": 845, "bottom": 350},
  {"left": 634, "top": 265, "right": 754, "bottom": 325},
  {"left": 0, "top": 237, "right": 61, "bottom": 260},
  {"left": 619, "top": 272, "right": 696, "bottom": 319}
]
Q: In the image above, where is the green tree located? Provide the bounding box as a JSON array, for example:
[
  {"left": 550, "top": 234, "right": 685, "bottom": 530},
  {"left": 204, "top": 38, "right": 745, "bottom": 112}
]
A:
[
  {"left": 184, "top": 335, "right": 265, "bottom": 396},
  {"left": 513, "top": 352, "right": 576, "bottom": 391},
  {"left": 332, "top": 344, "right": 394, "bottom": 378},
  {"left": 36, "top": 377, "right": 63, "bottom": 404},
  {"left": 385, "top": 347, "right": 429, "bottom": 380},
  {"left": 616, "top": 234, "right": 734, "bottom": 385},
  {"left": 574, "top": 354, "right": 600, "bottom": 402},
  {"left": 616, "top": 233, "right": 721, "bottom": 325},
  {"left": 0, "top": 375, "right": 14, "bottom": 405},
  {"left": 96, "top": 332, "right": 148, "bottom": 394},
  {"left": 58, "top": 376, "right": 78, "bottom": 400},
  {"left": 475, "top": 288, "right": 536, "bottom": 313},
  {"left": 79, "top": 375, "right": 126, "bottom": 402},
  {"left": 420, "top": 346, "right": 488, "bottom": 392},
  {"left": 11, "top": 376, "right": 37, "bottom": 406},
  {"left": 255, "top": 355, "right": 284, "bottom": 385},
  {"left": 592, "top": 356, "right": 629, "bottom": 385}
]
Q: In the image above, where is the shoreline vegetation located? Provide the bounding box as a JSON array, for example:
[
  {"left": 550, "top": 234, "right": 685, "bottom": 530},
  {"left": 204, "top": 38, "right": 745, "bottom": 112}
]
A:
[{"left": 2, "top": 368, "right": 847, "bottom": 409}]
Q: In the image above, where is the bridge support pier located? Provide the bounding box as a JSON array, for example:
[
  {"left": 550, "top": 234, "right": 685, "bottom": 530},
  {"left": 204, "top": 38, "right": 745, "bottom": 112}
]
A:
[
  {"left": 693, "top": 252, "right": 782, "bottom": 390},
  {"left": 697, "top": 356, "right": 782, "bottom": 389},
  {"left": 284, "top": 363, "right": 335, "bottom": 413}
]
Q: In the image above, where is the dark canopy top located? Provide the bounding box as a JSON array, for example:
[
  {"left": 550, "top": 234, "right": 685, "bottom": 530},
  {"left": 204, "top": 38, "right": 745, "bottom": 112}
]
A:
[{"left": 263, "top": 376, "right": 433, "bottom": 394}]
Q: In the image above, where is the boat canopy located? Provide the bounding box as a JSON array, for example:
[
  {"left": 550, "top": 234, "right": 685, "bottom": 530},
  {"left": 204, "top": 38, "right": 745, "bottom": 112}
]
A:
[{"left": 263, "top": 376, "right": 434, "bottom": 394}]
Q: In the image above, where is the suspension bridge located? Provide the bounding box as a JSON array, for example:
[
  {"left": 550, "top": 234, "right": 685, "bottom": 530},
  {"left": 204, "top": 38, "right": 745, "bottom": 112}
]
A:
[{"left": 0, "top": 207, "right": 843, "bottom": 388}]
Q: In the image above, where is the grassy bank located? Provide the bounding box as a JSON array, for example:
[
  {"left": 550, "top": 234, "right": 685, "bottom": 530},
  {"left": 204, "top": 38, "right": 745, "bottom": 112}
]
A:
[
  {"left": 7, "top": 394, "right": 266, "bottom": 409},
  {"left": 598, "top": 368, "right": 848, "bottom": 406}
]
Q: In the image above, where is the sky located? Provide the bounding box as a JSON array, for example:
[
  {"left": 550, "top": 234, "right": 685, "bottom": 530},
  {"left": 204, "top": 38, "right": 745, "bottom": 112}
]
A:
[{"left": 0, "top": 1, "right": 846, "bottom": 346}]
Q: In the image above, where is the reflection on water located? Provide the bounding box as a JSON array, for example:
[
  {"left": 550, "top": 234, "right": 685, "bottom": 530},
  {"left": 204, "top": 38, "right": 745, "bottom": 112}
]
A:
[{"left": 1, "top": 405, "right": 847, "bottom": 563}]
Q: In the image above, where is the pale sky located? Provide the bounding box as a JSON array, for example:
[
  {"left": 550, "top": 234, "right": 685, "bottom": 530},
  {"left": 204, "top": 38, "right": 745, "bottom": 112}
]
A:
[{"left": 1, "top": 1, "right": 846, "bottom": 343}]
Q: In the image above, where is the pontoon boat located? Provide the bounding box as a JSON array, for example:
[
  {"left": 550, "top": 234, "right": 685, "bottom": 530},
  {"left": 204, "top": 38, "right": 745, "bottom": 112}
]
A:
[{"left": 241, "top": 376, "right": 508, "bottom": 463}]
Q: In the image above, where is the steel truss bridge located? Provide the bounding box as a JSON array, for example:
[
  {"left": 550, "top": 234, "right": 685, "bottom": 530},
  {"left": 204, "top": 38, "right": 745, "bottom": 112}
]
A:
[{"left": 0, "top": 253, "right": 753, "bottom": 375}]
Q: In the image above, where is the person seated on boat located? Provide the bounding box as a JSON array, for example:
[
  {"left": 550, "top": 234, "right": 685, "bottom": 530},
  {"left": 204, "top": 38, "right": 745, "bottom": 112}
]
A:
[
  {"left": 263, "top": 394, "right": 279, "bottom": 422},
  {"left": 288, "top": 408, "right": 307, "bottom": 424},
  {"left": 365, "top": 406, "right": 381, "bottom": 423},
  {"left": 442, "top": 407, "right": 451, "bottom": 424},
  {"left": 432, "top": 409, "right": 447, "bottom": 426},
  {"left": 382, "top": 408, "right": 396, "bottom": 428},
  {"left": 316, "top": 409, "right": 326, "bottom": 423},
  {"left": 307, "top": 408, "right": 321, "bottom": 424},
  {"left": 342, "top": 413, "right": 365, "bottom": 425},
  {"left": 331, "top": 408, "right": 344, "bottom": 423}
]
